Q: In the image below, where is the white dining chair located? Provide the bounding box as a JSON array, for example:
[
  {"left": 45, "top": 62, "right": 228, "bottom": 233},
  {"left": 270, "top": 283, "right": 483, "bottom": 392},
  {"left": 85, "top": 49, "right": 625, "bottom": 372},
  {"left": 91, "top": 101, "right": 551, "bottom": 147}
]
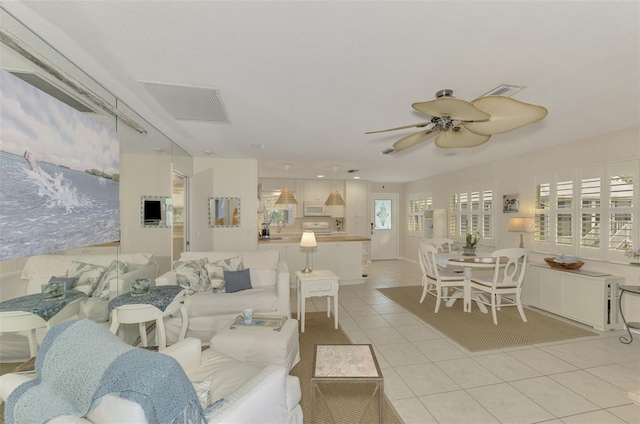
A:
[
  {"left": 468, "top": 248, "right": 528, "bottom": 325},
  {"left": 425, "top": 238, "right": 455, "bottom": 253},
  {"left": 419, "top": 243, "right": 465, "bottom": 312}
]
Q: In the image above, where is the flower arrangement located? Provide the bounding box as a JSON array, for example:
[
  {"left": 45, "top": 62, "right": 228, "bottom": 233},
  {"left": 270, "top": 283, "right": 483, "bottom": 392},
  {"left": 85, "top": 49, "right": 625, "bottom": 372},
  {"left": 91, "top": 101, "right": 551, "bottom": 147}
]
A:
[
  {"left": 625, "top": 246, "right": 640, "bottom": 266},
  {"left": 465, "top": 231, "right": 481, "bottom": 248}
]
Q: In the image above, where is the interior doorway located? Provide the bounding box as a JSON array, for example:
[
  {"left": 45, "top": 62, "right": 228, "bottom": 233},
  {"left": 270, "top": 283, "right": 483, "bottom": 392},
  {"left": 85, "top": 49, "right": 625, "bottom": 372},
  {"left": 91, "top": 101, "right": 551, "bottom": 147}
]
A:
[
  {"left": 172, "top": 171, "right": 188, "bottom": 262},
  {"left": 370, "top": 193, "right": 399, "bottom": 260}
]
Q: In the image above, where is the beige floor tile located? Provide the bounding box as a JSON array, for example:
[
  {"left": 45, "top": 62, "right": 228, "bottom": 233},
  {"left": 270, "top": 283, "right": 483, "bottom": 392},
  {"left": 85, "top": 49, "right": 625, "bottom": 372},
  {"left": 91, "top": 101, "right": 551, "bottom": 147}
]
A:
[
  {"left": 353, "top": 314, "right": 392, "bottom": 329},
  {"left": 418, "top": 390, "right": 499, "bottom": 424},
  {"left": 380, "top": 367, "right": 415, "bottom": 400},
  {"left": 550, "top": 370, "right": 631, "bottom": 408},
  {"left": 434, "top": 357, "right": 503, "bottom": 389},
  {"left": 394, "top": 324, "right": 442, "bottom": 342},
  {"left": 473, "top": 353, "right": 542, "bottom": 381},
  {"left": 560, "top": 409, "right": 626, "bottom": 423},
  {"left": 585, "top": 363, "right": 640, "bottom": 392},
  {"left": 375, "top": 342, "right": 430, "bottom": 367},
  {"left": 380, "top": 312, "right": 422, "bottom": 327},
  {"left": 363, "top": 326, "right": 409, "bottom": 345},
  {"left": 507, "top": 347, "right": 578, "bottom": 375},
  {"left": 390, "top": 397, "right": 438, "bottom": 424},
  {"left": 413, "top": 338, "right": 467, "bottom": 362},
  {"left": 395, "top": 362, "right": 460, "bottom": 396},
  {"left": 509, "top": 376, "right": 599, "bottom": 417},
  {"left": 467, "top": 382, "right": 555, "bottom": 424},
  {"left": 607, "top": 404, "right": 640, "bottom": 424}
]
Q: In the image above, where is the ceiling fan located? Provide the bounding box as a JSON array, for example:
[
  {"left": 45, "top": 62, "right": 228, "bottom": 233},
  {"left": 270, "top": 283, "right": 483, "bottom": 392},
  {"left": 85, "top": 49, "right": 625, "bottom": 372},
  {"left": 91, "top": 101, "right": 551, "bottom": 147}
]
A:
[{"left": 367, "top": 89, "right": 548, "bottom": 153}]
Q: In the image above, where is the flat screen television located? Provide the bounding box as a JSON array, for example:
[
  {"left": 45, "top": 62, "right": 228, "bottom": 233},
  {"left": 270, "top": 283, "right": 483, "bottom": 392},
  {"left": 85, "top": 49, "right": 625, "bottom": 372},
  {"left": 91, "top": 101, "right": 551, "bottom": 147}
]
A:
[{"left": 143, "top": 200, "right": 162, "bottom": 224}]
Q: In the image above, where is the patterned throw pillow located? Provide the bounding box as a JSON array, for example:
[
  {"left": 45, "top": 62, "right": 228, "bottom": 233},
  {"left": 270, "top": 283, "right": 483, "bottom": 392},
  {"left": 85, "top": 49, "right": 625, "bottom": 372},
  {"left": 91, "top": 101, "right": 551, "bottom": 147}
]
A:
[
  {"left": 66, "top": 261, "right": 106, "bottom": 294},
  {"left": 204, "top": 256, "right": 244, "bottom": 294},
  {"left": 48, "top": 276, "right": 78, "bottom": 291},
  {"left": 175, "top": 260, "right": 211, "bottom": 295},
  {"left": 92, "top": 260, "right": 128, "bottom": 300}
]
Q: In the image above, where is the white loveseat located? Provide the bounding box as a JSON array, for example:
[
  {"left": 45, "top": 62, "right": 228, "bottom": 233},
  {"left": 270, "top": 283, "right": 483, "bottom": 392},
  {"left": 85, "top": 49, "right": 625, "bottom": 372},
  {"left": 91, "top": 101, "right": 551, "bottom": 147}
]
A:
[
  {"left": 0, "top": 337, "right": 303, "bottom": 424},
  {"left": 0, "top": 253, "right": 158, "bottom": 362},
  {"left": 156, "top": 250, "right": 290, "bottom": 344}
]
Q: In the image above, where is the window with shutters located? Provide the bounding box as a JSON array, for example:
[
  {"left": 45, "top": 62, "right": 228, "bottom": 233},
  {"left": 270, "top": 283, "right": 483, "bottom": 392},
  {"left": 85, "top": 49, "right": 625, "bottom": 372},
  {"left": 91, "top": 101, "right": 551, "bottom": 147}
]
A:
[
  {"left": 407, "top": 192, "right": 431, "bottom": 236},
  {"left": 448, "top": 182, "right": 495, "bottom": 245}
]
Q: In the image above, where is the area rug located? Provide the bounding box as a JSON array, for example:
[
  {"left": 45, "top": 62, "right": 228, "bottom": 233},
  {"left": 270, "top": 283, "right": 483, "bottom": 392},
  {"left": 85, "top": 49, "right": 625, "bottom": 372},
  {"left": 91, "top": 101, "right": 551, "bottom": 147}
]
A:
[
  {"left": 291, "top": 312, "right": 402, "bottom": 424},
  {"left": 377, "top": 286, "right": 598, "bottom": 352}
]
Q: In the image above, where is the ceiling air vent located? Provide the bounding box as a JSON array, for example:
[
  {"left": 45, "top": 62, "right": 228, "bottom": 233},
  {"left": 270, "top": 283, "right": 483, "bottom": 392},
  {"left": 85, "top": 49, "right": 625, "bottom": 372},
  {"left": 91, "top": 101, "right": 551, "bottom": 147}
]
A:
[
  {"left": 141, "top": 82, "right": 230, "bottom": 123},
  {"left": 347, "top": 169, "right": 359, "bottom": 173},
  {"left": 8, "top": 70, "right": 96, "bottom": 113},
  {"left": 380, "top": 148, "right": 395, "bottom": 155},
  {"left": 480, "top": 84, "right": 524, "bottom": 98}
]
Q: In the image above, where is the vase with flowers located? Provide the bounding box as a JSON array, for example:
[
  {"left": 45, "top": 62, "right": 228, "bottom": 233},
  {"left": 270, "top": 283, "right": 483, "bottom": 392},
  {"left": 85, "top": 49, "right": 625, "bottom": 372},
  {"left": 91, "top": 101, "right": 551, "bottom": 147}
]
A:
[
  {"left": 463, "top": 231, "right": 481, "bottom": 256},
  {"left": 625, "top": 245, "right": 640, "bottom": 266}
]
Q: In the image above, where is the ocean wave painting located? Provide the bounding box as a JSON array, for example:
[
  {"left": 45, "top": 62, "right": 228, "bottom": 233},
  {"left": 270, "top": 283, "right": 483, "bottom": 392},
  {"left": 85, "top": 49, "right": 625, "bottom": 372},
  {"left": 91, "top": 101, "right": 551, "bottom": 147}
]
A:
[{"left": 0, "top": 69, "right": 120, "bottom": 261}]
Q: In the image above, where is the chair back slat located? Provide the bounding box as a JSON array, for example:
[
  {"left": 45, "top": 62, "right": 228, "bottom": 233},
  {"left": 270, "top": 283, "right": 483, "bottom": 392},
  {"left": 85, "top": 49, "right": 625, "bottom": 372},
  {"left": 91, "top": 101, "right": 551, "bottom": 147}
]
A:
[{"left": 491, "top": 248, "right": 528, "bottom": 288}]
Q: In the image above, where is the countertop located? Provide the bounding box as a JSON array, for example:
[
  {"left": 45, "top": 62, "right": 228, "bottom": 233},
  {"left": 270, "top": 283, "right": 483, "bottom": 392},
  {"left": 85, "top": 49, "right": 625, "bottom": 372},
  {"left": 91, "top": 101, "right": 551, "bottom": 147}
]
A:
[{"left": 258, "top": 235, "right": 370, "bottom": 243}]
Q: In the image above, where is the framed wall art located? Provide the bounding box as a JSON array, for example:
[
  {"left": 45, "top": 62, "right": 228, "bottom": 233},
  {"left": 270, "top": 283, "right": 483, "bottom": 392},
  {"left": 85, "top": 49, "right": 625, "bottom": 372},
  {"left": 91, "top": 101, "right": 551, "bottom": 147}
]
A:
[{"left": 503, "top": 193, "right": 519, "bottom": 213}]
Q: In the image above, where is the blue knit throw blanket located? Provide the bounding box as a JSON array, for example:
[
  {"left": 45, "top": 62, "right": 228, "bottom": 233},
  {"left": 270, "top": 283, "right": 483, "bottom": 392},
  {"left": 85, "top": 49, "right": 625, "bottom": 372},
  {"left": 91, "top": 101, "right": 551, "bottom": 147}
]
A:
[{"left": 5, "top": 319, "right": 206, "bottom": 424}]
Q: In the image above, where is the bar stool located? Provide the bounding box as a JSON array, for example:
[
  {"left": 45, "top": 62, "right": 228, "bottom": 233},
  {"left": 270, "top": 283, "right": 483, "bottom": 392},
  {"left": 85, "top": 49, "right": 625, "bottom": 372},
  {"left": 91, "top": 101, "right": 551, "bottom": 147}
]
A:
[{"left": 109, "top": 289, "right": 188, "bottom": 349}]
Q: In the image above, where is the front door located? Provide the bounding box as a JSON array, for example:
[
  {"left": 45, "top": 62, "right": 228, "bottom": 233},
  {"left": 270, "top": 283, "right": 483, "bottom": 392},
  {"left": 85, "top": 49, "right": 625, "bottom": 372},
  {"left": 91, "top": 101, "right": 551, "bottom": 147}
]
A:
[{"left": 370, "top": 193, "right": 399, "bottom": 260}]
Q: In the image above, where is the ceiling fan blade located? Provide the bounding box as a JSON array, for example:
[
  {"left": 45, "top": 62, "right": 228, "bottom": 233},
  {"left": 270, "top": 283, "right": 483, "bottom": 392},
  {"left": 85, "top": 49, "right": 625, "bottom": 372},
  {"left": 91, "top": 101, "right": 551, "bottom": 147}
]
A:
[
  {"left": 392, "top": 129, "right": 440, "bottom": 152},
  {"left": 412, "top": 97, "right": 490, "bottom": 121},
  {"left": 365, "top": 122, "right": 433, "bottom": 134},
  {"left": 434, "top": 127, "right": 491, "bottom": 149},
  {"left": 463, "top": 96, "right": 548, "bottom": 135}
]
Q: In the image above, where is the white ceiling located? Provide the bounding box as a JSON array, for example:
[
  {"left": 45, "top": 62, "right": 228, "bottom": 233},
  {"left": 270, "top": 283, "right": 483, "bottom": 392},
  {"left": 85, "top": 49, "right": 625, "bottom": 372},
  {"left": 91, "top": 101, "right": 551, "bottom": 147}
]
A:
[{"left": 2, "top": 1, "right": 639, "bottom": 182}]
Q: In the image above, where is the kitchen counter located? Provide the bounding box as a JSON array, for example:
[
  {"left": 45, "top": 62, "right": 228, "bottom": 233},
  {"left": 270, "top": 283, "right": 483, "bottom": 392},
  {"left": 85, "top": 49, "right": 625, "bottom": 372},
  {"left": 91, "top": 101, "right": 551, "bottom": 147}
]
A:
[{"left": 258, "top": 235, "right": 370, "bottom": 243}]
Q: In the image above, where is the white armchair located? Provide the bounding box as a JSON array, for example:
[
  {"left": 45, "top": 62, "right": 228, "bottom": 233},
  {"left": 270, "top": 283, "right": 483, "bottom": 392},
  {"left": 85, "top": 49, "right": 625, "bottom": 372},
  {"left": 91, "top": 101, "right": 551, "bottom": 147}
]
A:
[{"left": 0, "top": 337, "right": 303, "bottom": 424}]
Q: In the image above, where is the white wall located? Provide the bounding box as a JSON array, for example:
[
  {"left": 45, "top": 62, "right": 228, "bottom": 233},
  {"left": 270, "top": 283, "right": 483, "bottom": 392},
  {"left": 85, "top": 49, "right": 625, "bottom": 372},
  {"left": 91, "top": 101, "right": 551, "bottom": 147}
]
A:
[
  {"left": 119, "top": 153, "right": 173, "bottom": 273},
  {"left": 190, "top": 158, "right": 259, "bottom": 252},
  {"left": 401, "top": 126, "right": 640, "bottom": 322}
]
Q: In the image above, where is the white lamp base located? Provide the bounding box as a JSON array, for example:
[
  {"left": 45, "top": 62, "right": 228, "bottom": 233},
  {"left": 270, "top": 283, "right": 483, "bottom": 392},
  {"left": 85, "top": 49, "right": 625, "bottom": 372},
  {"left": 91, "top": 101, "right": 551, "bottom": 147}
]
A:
[
  {"left": 301, "top": 267, "right": 313, "bottom": 274},
  {"left": 519, "top": 233, "right": 525, "bottom": 249}
]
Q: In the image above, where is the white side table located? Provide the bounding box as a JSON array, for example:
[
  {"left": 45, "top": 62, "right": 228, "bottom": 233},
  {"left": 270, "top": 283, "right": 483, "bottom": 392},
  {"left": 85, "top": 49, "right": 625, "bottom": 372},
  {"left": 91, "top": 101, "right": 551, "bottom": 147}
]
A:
[
  {"left": 296, "top": 270, "right": 339, "bottom": 332},
  {"left": 109, "top": 287, "right": 188, "bottom": 350}
]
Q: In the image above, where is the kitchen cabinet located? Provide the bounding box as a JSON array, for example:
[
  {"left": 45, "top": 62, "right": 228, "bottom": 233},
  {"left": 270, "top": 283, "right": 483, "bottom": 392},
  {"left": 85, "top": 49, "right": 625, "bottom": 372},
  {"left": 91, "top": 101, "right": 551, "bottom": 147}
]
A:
[
  {"left": 522, "top": 264, "right": 624, "bottom": 331},
  {"left": 303, "top": 180, "right": 331, "bottom": 202},
  {"left": 424, "top": 209, "right": 446, "bottom": 238},
  {"left": 345, "top": 180, "right": 367, "bottom": 218},
  {"left": 258, "top": 240, "right": 365, "bottom": 285},
  {"left": 346, "top": 217, "right": 368, "bottom": 238}
]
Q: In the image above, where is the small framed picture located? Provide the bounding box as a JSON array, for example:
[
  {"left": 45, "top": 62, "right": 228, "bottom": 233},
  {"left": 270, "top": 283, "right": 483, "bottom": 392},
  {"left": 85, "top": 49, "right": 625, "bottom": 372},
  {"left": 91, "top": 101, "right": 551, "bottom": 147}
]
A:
[{"left": 503, "top": 194, "right": 519, "bottom": 213}]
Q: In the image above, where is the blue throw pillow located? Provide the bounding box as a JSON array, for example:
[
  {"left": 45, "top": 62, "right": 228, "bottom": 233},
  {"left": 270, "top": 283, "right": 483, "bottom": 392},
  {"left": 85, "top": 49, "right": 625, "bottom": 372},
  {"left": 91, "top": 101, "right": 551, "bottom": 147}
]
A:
[
  {"left": 48, "top": 276, "right": 78, "bottom": 291},
  {"left": 223, "top": 269, "right": 252, "bottom": 293}
]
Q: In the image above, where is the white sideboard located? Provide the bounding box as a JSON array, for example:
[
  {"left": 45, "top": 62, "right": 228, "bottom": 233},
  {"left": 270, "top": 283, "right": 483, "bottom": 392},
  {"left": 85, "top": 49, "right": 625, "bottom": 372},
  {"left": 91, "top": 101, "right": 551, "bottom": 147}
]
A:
[{"left": 522, "top": 264, "right": 624, "bottom": 331}]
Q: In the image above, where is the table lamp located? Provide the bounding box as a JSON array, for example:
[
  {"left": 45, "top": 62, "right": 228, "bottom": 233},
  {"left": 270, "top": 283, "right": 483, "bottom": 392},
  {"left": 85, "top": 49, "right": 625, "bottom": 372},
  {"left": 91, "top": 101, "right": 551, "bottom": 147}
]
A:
[
  {"left": 508, "top": 217, "right": 535, "bottom": 248},
  {"left": 300, "top": 231, "right": 317, "bottom": 274}
]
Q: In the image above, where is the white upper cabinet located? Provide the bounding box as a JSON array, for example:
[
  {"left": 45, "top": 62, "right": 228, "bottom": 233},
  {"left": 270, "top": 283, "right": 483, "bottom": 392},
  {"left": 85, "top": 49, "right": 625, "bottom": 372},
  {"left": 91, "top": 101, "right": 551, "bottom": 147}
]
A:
[
  {"left": 346, "top": 180, "right": 367, "bottom": 218},
  {"left": 303, "top": 180, "right": 331, "bottom": 202}
]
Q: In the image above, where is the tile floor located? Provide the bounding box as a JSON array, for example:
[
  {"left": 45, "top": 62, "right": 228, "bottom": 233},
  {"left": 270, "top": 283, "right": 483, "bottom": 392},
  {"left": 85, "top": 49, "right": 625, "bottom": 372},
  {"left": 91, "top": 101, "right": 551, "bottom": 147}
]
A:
[{"left": 292, "top": 259, "right": 640, "bottom": 424}]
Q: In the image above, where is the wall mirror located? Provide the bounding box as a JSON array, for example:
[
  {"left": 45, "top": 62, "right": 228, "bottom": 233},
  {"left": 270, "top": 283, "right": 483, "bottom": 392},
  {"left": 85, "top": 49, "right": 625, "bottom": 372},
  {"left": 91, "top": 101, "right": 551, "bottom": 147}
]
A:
[
  {"left": 209, "top": 197, "right": 240, "bottom": 227},
  {"left": 141, "top": 196, "right": 172, "bottom": 228}
]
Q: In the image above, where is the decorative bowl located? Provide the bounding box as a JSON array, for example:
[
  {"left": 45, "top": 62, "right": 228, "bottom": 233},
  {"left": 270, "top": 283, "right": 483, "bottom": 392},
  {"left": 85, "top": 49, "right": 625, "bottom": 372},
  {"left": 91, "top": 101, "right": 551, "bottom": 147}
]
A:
[{"left": 544, "top": 257, "right": 584, "bottom": 270}]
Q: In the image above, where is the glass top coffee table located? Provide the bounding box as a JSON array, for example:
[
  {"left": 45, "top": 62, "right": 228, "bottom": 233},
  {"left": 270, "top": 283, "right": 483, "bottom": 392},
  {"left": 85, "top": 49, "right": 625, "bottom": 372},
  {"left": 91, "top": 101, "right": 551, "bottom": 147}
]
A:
[{"left": 311, "top": 344, "right": 384, "bottom": 423}]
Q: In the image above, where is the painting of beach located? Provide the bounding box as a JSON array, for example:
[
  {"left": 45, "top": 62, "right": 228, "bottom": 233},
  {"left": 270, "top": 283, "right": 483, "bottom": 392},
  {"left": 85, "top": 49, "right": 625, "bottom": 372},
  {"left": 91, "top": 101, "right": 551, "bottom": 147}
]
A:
[{"left": 0, "top": 69, "right": 120, "bottom": 261}]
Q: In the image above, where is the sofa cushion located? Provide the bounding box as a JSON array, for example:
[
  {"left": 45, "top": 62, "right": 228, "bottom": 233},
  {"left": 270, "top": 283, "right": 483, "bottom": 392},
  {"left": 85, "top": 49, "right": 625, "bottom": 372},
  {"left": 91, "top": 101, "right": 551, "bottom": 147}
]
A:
[
  {"left": 224, "top": 269, "right": 252, "bottom": 293},
  {"left": 180, "top": 250, "right": 279, "bottom": 270},
  {"left": 250, "top": 269, "right": 277, "bottom": 288},
  {"left": 80, "top": 298, "right": 110, "bottom": 323},
  {"left": 92, "top": 260, "right": 128, "bottom": 300},
  {"left": 175, "top": 260, "right": 211, "bottom": 295},
  {"left": 66, "top": 261, "right": 106, "bottom": 293},
  {"left": 184, "top": 349, "right": 262, "bottom": 407},
  {"left": 184, "top": 287, "right": 278, "bottom": 318}
]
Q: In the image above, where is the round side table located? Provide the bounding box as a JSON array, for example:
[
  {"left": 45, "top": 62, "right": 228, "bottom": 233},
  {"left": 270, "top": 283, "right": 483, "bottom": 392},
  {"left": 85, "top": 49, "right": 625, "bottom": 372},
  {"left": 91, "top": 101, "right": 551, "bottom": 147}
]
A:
[{"left": 618, "top": 285, "right": 640, "bottom": 344}]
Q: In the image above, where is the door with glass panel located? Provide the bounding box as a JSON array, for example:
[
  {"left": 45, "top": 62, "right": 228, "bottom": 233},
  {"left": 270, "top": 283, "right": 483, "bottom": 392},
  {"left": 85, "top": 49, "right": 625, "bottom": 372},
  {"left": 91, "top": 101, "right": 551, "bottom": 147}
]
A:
[{"left": 370, "top": 193, "right": 399, "bottom": 260}]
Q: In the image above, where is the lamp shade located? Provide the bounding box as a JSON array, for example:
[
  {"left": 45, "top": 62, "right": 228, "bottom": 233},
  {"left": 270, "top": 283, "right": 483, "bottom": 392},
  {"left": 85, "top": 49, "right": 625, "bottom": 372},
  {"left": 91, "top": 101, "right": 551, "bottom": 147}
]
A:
[
  {"left": 325, "top": 190, "right": 345, "bottom": 206},
  {"left": 300, "top": 231, "right": 317, "bottom": 248},
  {"left": 508, "top": 217, "right": 535, "bottom": 233},
  {"left": 274, "top": 187, "right": 298, "bottom": 205}
]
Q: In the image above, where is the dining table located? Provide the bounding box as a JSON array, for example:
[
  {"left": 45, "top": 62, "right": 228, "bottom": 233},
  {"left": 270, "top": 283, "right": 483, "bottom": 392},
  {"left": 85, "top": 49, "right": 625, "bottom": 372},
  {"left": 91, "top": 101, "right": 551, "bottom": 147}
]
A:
[{"left": 435, "top": 252, "right": 508, "bottom": 313}]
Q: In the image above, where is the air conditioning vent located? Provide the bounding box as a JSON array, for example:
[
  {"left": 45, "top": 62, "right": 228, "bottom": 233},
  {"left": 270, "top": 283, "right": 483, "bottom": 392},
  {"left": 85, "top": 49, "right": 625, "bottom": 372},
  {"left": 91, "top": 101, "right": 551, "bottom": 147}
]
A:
[
  {"left": 8, "top": 70, "right": 96, "bottom": 113},
  {"left": 380, "top": 148, "right": 395, "bottom": 155},
  {"left": 480, "top": 84, "right": 524, "bottom": 98},
  {"left": 141, "top": 82, "right": 230, "bottom": 123}
]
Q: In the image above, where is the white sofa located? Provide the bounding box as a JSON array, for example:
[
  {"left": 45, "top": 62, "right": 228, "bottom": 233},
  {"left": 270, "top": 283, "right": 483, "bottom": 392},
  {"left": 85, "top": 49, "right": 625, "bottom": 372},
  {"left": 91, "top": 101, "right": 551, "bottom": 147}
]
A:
[
  {"left": 0, "top": 337, "right": 303, "bottom": 424},
  {"left": 0, "top": 253, "right": 158, "bottom": 362},
  {"left": 156, "top": 250, "right": 290, "bottom": 344}
]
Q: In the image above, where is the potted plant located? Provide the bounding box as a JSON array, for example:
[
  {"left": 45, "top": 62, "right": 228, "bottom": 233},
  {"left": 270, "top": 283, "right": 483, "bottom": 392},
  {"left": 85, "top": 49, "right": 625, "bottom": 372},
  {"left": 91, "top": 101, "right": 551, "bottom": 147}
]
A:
[
  {"left": 464, "top": 231, "right": 481, "bottom": 256},
  {"left": 625, "top": 245, "right": 640, "bottom": 266}
]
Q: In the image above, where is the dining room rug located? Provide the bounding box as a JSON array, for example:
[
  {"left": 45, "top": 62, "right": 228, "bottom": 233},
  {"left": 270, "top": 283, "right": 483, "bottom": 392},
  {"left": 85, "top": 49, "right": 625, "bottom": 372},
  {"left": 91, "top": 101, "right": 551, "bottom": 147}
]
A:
[
  {"left": 290, "top": 312, "right": 402, "bottom": 424},
  {"left": 376, "top": 285, "right": 598, "bottom": 352}
]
